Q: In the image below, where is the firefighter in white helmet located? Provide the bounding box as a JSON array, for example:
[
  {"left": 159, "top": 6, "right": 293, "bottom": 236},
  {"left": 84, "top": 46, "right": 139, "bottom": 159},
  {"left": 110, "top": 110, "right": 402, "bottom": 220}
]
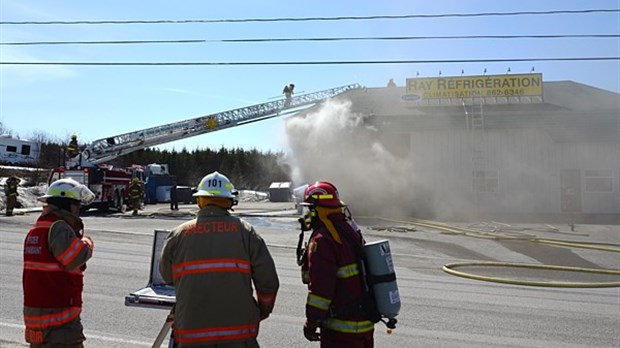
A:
[
  {"left": 23, "top": 178, "right": 95, "bottom": 347},
  {"left": 160, "top": 171, "right": 279, "bottom": 347}
]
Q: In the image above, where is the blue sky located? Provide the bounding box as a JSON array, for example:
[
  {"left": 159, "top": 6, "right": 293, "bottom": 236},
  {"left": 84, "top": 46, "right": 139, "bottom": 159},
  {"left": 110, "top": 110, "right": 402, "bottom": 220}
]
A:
[{"left": 1, "top": 1, "right": 618, "bottom": 153}]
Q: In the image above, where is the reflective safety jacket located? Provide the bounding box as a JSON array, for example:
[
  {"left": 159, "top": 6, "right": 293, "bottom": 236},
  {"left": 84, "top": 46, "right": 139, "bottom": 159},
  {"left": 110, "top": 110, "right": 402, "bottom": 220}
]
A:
[
  {"left": 304, "top": 213, "right": 375, "bottom": 337},
  {"left": 67, "top": 139, "right": 79, "bottom": 157},
  {"left": 23, "top": 207, "right": 93, "bottom": 334},
  {"left": 128, "top": 182, "right": 143, "bottom": 200},
  {"left": 4, "top": 177, "right": 19, "bottom": 197},
  {"left": 160, "top": 205, "right": 279, "bottom": 346}
]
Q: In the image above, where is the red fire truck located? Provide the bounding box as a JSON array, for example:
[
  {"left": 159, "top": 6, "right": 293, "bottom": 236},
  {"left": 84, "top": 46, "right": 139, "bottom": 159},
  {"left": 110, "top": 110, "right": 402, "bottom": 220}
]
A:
[{"left": 47, "top": 164, "right": 144, "bottom": 212}]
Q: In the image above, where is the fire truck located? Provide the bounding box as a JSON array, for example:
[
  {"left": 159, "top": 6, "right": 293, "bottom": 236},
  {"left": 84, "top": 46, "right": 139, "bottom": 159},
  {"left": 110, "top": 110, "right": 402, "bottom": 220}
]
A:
[
  {"left": 47, "top": 164, "right": 144, "bottom": 212},
  {"left": 48, "top": 84, "right": 360, "bottom": 212}
]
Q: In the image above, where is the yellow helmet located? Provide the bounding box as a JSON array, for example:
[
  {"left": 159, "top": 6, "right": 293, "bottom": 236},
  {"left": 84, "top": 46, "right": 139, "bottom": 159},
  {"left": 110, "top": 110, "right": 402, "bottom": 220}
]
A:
[
  {"left": 71, "top": 134, "right": 77, "bottom": 139},
  {"left": 39, "top": 178, "right": 95, "bottom": 205}
]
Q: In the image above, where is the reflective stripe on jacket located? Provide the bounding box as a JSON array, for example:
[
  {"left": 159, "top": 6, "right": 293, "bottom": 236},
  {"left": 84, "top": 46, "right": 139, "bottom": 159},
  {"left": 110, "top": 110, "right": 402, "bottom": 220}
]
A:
[
  {"left": 160, "top": 205, "right": 279, "bottom": 346},
  {"left": 24, "top": 307, "right": 82, "bottom": 330},
  {"left": 23, "top": 215, "right": 84, "bottom": 308},
  {"left": 5, "top": 178, "right": 19, "bottom": 197},
  {"left": 304, "top": 213, "right": 374, "bottom": 336},
  {"left": 23, "top": 208, "right": 92, "bottom": 331},
  {"left": 128, "top": 183, "right": 143, "bottom": 199}
]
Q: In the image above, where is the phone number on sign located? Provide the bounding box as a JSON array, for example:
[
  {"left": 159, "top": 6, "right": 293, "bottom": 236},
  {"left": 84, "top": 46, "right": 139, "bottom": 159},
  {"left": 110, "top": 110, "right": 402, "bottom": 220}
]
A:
[{"left": 485, "top": 89, "right": 526, "bottom": 97}]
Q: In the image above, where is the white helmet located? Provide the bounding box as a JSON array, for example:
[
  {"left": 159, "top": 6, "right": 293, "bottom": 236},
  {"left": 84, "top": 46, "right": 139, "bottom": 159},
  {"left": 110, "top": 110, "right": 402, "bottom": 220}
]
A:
[
  {"left": 193, "top": 171, "right": 238, "bottom": 198},
  {"left": 39, "top": 178, "right": 95, "bottom": 205}
]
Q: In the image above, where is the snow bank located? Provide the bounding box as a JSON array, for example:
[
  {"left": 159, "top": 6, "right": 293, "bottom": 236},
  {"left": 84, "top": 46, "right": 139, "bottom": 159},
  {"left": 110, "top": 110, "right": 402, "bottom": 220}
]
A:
[{"left": 0, "top": 176, "right": 47, "bottom": 210}]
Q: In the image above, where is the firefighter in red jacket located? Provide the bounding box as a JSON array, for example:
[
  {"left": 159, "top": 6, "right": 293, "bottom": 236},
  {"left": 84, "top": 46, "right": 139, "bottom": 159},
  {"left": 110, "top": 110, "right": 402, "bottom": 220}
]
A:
[
  {"left": 23, "top": 178, "right": 95, "bottom": 347},
  {"left": 160, "top": 171, "right": 279, "bottom": 347},
  {"left": 301, "top": 181, "right": 375, "bottom": 347}
]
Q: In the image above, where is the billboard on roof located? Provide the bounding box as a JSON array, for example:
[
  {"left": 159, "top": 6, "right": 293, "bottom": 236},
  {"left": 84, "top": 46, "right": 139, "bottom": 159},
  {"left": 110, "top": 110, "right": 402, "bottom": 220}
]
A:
[{"left": 406, "top": 73, "right": 543, "bottom": 100}]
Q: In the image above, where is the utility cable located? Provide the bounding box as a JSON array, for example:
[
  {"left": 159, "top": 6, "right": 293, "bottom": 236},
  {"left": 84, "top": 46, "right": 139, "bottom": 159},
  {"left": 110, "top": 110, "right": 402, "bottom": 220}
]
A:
[
  {"left": 3, "top": 34, "right": 618, "bottom": 46},
  {"left": 1, "top": 57, "right": 618, "bottom": 66},
  {"left": 1, "top": 9, "right": 618, "bottom": 25}
]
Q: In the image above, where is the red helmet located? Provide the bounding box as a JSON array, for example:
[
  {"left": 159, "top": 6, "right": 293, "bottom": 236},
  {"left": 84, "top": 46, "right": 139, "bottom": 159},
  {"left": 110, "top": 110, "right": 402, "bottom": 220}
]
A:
[{"left": 303, "top": 181, "right": 345, "bottom": 207}]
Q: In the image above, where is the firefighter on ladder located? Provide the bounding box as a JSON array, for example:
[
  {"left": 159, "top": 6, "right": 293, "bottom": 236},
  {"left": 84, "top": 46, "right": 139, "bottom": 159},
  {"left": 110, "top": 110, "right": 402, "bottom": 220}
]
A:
[
  {"left": 67, "top": 134, "right": 80, "bottom": 158},
  {"left": 283, "top": 83, "right": 295, "bottom": 108},
  {"left": 160, "top": 171, "right": 279, "bottom": 347},
  {"left": 23, "top": 178, "right": 95, "bottom": 347},
  {"left": 300, "top": 181, "right": 375, "bottom": 347}
]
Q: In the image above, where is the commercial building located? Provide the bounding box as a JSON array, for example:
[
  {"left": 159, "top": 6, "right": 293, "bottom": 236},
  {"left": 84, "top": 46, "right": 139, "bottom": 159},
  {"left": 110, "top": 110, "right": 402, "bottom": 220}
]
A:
[{"left": 342, "top": 74, "right": 619, "bottom": 222}]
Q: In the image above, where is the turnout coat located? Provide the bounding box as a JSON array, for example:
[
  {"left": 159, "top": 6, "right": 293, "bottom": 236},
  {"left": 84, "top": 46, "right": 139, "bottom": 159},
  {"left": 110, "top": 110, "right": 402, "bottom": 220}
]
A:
[{"left": 160, "top": 205, "right": 279, "bottom": 346}]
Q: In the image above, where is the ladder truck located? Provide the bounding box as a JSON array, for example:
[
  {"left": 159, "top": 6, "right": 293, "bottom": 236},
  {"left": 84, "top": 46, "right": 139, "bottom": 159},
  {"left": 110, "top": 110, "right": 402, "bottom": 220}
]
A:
[{"left": 48, "top": 84, "right": 361, "bottom": 212}]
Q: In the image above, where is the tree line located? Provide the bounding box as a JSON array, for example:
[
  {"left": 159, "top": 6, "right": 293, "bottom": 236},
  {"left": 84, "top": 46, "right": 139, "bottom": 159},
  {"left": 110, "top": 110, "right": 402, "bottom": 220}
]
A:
[{"left": 35, "top": 141, "right": 292, "bottom": 190}]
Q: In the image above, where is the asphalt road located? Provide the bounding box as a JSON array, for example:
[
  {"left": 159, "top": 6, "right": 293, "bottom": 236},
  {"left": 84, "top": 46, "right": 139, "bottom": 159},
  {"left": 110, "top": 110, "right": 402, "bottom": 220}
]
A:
[{"left": 1, "top": 202, "right": 619, "bottom": 347}]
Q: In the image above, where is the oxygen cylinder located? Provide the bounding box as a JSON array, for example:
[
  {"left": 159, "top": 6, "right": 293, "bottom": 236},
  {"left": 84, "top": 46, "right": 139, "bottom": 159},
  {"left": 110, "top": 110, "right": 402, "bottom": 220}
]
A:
[{"left": 364, "top": 239, "right": 400, "bottom": 319}]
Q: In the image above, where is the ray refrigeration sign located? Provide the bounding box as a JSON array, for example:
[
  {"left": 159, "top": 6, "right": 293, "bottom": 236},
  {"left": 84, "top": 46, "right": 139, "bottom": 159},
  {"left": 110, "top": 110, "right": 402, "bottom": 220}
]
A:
[{"left": 404, "top": 73, "right": 543, "bottom": 100}]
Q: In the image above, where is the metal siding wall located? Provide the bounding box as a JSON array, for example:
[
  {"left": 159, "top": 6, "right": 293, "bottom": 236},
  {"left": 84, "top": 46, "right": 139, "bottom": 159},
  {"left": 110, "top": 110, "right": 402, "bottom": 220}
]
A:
[
  {"left": 408, "top": 128, "right": 619, "bottom": 216},
  {"left": 483, "top": 129, "right": 557, "bottom": 215},
  {"left": 557, "top": 142, "right": 620, "bottom": 214}
]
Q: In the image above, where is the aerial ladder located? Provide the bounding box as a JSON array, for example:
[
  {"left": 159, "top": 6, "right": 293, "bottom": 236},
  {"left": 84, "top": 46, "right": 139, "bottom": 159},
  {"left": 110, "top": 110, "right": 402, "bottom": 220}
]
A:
[{"left": 70, "top": 84, "right": 361, "bottom": 168}]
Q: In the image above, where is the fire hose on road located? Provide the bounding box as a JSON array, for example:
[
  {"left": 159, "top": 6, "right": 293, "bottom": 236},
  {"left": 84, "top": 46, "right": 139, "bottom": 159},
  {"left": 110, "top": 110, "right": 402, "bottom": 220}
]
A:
[{"left": 368, "top": 216, "right": 620, "bottom": 288}]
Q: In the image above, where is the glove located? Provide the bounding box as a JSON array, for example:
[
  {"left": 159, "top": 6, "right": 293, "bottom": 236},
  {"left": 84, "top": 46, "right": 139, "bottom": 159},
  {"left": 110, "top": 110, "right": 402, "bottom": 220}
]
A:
[
  {"left": 81, "top": 236, "right": 94, "bottom": 250},
  {"left": 303, "top": 319, "right": 320, "bottom": 342}
]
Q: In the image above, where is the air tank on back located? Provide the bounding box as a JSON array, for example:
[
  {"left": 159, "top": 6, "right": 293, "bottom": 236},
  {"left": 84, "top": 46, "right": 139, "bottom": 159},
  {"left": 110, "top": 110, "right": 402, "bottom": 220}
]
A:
[{"left": 364, "top": 239, "right": 401, "bottom": 320}]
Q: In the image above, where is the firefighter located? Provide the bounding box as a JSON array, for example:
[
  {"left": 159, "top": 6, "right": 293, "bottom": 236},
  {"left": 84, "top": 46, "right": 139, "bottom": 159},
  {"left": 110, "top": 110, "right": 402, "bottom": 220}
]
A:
[
  {"left": 4, "top": 175, "right": 20, "bottom": 216},
  {"left": 128, "top": 178, "right": 143, "bottom": 216},
  {"left": 23, "top": 178, "right": 95, "bottom": 347},
  {"left": 283, "top": 83, "right": 295, "bottom": 107},
  {"left": 160, "top": 171, "right": 279, "bottom": 347},
  {"left": 170, "top": 177, "right": 179, "bottom": 211},
  {"left": 67, "top": 134, "right": 80, "bottom": 158},
  {"left": 301, "top": 181, "right": 375, "bottom": 347}
]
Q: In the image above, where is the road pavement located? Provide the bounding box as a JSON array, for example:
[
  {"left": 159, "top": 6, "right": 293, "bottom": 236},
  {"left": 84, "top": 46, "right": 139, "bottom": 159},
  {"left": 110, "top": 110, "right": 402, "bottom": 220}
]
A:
[{"left": 1, "top": 201, "right": 619, "bottom": 347}]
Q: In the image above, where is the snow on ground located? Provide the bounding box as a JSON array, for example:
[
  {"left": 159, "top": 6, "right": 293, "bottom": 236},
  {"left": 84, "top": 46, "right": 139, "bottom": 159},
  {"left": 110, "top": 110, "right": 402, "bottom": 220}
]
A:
[
  {"left": 237, "top": 190, "right": 269, "bottom": 202},
  {"left": 0, "top": 176, "right": 47, "bottom": 211},
  {"left": 0, "top": 176, "right": 268, "bottom": 212}
]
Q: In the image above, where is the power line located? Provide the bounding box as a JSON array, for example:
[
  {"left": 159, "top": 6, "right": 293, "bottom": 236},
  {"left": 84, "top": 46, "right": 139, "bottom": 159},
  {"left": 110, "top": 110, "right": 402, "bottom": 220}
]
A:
[
  {"left": 1, "top": 57, "right": 617, "bottom": 66},
  {"left": 1, "top": 9, "right": 618, "bottom": 25},
  {"left": 2, "top": 34, "right": 618, "bottom": 46}
]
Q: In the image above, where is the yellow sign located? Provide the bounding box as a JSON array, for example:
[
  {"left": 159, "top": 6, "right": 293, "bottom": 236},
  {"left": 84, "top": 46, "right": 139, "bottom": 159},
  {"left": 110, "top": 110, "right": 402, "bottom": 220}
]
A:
[
  {"left": 406, "top": 73, "right": 542, "bottom": 99},
  {"left": 206, "top": 117, "right": 218, "bottom": 129}
]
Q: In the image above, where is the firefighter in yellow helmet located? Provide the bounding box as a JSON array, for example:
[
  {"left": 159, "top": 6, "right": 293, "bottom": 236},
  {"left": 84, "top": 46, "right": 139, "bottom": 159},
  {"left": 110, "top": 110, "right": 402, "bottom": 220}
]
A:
[
  {"left": 160, "top": 171, "right": 279, "bottom": 347},
  {"left": 128, "top": 177, "right": 143, "bottom": 216},
  {"left": 67, "top": 134, "right": 80, "bottom": 158},
  {"left": 23, "top": 178, "right": 95, "bottom": 346}
]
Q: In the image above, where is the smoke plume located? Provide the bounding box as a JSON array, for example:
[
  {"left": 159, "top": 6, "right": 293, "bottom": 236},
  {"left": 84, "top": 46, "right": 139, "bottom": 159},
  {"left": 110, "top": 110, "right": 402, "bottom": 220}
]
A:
[{"left": 284, "top": 99, "right": 433, "bottom": 219}]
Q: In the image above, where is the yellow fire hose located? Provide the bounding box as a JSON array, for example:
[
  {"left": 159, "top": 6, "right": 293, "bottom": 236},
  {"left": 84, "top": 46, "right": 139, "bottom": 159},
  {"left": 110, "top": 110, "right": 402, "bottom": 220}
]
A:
[
  {"left": 443, "top": 261, "right": 620, "bottom": 288},
  {"left": 366, "top": 216, "right": 620, "bottom": 288}
]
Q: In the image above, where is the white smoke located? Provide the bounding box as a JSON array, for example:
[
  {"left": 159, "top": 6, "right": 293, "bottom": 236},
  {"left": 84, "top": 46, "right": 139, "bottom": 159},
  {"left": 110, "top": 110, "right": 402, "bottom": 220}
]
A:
[{"left": 284, "top": 99, "right": 430, "bottom": 218}]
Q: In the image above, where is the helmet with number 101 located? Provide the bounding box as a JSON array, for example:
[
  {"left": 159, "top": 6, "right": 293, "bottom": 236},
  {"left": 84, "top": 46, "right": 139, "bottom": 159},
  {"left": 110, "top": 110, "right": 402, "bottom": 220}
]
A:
[{"left": 193, "top": 171, "right": 238, "bottom": 199}]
